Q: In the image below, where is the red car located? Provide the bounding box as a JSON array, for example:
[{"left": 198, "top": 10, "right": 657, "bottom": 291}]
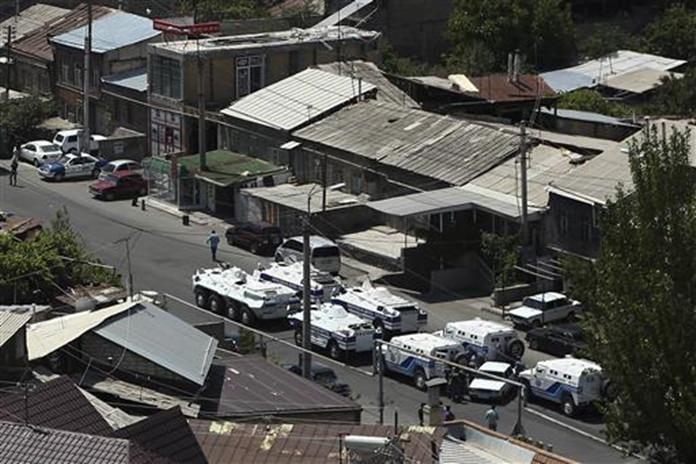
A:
[{"left": 89, "top": 172, "right": 147, "bottom": 200}]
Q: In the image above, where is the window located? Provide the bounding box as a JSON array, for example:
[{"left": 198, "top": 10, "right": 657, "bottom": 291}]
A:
[
  {"left": 236, "top": 55, "right": 265, "bottom": 98},
  {"left": 580, "top": 216, "right": 591, "bottom": 241},
  {"left": 61, "top": 63, "right": 70, "bottom": 84},
  {"left": 151, "top": 55, "right": 182, "bottom": 99},
  {"left": 74, "top": 63, "right": 82, "bottom": 88},
  {"left": 559, "top": 211, "right": 569, "bottom": 236}
]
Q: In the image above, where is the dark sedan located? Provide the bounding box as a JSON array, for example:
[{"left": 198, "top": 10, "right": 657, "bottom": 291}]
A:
[
  {"left": 525, "top": 323, "right": 588, "bottom": 357},
  {"left": 225, "top": 221, "right": 282, "bottom": 255}
]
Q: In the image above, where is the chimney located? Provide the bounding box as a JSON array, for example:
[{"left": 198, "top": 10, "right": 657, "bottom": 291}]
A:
[
  {"left": 513, "top": 51, "right": 521, "bottom": 83},
  {"left": 507, "top": 53, "right": 514, "bottom": 82}
]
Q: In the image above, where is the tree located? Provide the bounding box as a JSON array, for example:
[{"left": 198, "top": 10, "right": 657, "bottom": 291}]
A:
[
  {"left": 578, "top": 26, "right": 642, "bottom": 61},
  {"left": 481, "top": 232, "right": 519, "bottom": 289},
  {"left": 645, "top": 4, "right": 696, "bottom": 63},
  {"left": 567, "top": 127, "right": 696, "bottom": 463},
  {"left": 557, "top": 89, "right": 631, "bottom": 117},
  {"left": 178, "top": 0, "right": 268, "bottom": 20},
  {"left": 646, "top": 68, "right": 696, "bottom": 117},
  {"left": 0, "top": 207, "right": 120, "bottom": 304},
  {"left": 447, "top": 0, "right": 576, "bottom": 74},
  {"left": 0, "top": 96, "right": 57, "bottom": 148}
]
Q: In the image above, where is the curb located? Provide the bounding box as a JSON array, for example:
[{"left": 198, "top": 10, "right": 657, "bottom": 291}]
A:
[{"left": 145, "top": 197, "right": 210, "bottom": 226}]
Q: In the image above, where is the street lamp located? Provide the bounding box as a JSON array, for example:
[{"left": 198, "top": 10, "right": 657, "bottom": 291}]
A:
[{"left": 302, "top": 182, "right": 345, "bottom": 379}]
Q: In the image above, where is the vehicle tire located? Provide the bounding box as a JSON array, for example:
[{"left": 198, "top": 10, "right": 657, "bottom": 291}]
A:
[
  {"left": 105, "top": 192, "right": 115, "bottom": 201},
  {"left": 468, "top": 353, "right": 483, "bottom": 368},
  {"left": 454, "top": 353, "right": 469, "bottom": 366},
  {"left": 55, "top": 172, "right": 65, "bottom": 182},
  {"left": 92, "top": 168, "right": 100, "bottom": 179},
  {"left": 561, "top": 394, "right": 577, "bottom": 417},
  {"left": 240, "top": 305, "right": 255, "bottom": 326},
  {"left": 602, "top": 380, "right": 618, "bottom": 401},
  {"left": 328, "top": 339, "right": 342, "bottom": 360},
  {"left": 413, "top": 368, "right": 427, "bottom": 391},
  {"left": 33, "top": 158, "right": 41, "bottom": 167},
  {"left": 506, "top": 339, "right": 525, "bottom": 360},
  {"left": 209, "top": 294, "right": 225, "bottom": 315},
  {"left": 249, "top": 242, "right": 259, "bottom": 254},
  {"left": 528, "top": 338, "right": 539, "bottom": 351},
  {"left": 194, "top": 288, "right": 209, "bottom": 309},
  {"left": 227, "top": 301, "right": 241, "bottom": 321},
  {"left": 532, "top": 319, "right": 542, "bottom": 328},
  {"left": 294, "top": 328, "right": 303, "bottom": 346},
  {"left": 567, "top": 311, "right": 576, "bottom": 321}
]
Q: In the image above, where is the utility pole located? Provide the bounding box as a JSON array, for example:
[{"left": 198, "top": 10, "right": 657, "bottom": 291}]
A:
[
  {"left": 302, "top": 208, "right": 312, "bottom": 379},
  {"left": 197, "top": 40, "right": 206, "bottom": 170},
  {"left": 376, "top": 340, "right": 384, "bottom": 425},
  {"left": 519, "top": 121, "right": 529, "bottom": 244},
  {"left": 321, "top": 153, "right": 327, "bottom": 212},
  {"left": 5, "top": 25, "right": 11, "bottom": 102},
  {"left": 116, "top": 236, "right": 134, "bottom": 299},
  {"left": 81, "top": 0, "right": 92, "bottom": 153}
]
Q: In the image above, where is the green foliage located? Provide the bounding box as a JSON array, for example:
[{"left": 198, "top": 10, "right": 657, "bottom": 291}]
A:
[
  {"left": 447, "top": 0, "right": 576, "bottom": 74},
  {"left": 557, "top": 89, "right": 632, "bottom": 118},
  {"left": 645, "top": 4, "right": 696, "bottom": 63},
  {"left": 237, "top": 328, "right": 257, "bottom": 354},
  {"left": 0, "top": 207, "right": 120, "bottom": 304},
  {"left": 481, "top": 232, "right": 519, "bottom": 288},
  {"left": 567, "top": 127, "right": 696, "bottom": 463},
  {"left": 379, "top": 41, "right": 431, "bottom": 76},
  {"left": 0, "top": 96, "right": 57, "bottom": 147},
  {"left": 578, "top": 26, "right": 642, "bottom": 61},
  {"left": 178, "top": 0, "right": 268, "bottom": 20},
  {"left": 646, "top": 68, "right": 696, "bottom": 117}
]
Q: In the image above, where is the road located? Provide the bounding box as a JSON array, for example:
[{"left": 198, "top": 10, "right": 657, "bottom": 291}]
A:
[{"left": 0, "top": 163, "right": 637, "bottom": 463}]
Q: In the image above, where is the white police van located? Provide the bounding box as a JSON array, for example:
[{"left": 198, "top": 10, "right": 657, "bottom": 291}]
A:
[
  {"left": 332, "top": 280, "right": 427, "bottom": 336},
  {"left": 437, "top": 318, "right": 525, "bottom": 366},
  {"left": 520, "top": 357, "right": 614, "bottom": 416},
  {"left": 257, "top": 262, "right": 342, "bottom": 302},
  {"left": 381, "top": 333, "right": 469, "bottom": 390},
  {"left": 192, "top": 265, "right": 299, "bottom": 326},
  {"left": 288, "top": 303, "right": 375, "bottom": 360}
]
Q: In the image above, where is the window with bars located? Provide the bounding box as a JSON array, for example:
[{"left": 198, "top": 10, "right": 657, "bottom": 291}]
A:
[
  {"left": 151, "top": 55, "right": 182, "bottom": 99},
  {"left": 236, "top": 55, "right": 265, "bottom": 98}
]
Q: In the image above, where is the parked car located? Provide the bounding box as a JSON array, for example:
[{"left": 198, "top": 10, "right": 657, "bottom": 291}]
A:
[
  {"left": 98, "top": 159, "right": 141, "bottom": 180},
  {"left": 275, "top": 235, "right": 341, "bottom": 274},
  {"left": 225, "top": 222, "right": 283, "bottom": 255},
  {"left": 19, "top": 140, "right": 62, "bottom": 166},
  {"left": 508, "top": 292, "right": 582, "bottom": 329},
  {"left": 282, "top": 362, "right": 352, "bottom": 397},
  {"left": 525, "top": 323, "right": 588, "bottom": 357},
  {"left": 38, "top": 153, "right": 107, "bottom": 181},
  {"left": 89, "top": 172, "right": 147, "bottom": 200},
  {"left": 53, "top": 129, "right": 106, "bottom": 154},
  {"left": 468, "top": 361, "right": 515, "bottom": 403}
]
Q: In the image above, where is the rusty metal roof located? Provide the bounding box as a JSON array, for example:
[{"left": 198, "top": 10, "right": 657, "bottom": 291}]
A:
[
  {"left": 12, "top": 3, "right": 113, "bottom": 62},
  {"left": 294, "top": 100, "right": 520, "bottom": 186},
  {"left": 467, "top": 74, "right": 556, "bottom": 102},
  {"left": 190, "top": 420, "right": 445, "bottom": 464}
]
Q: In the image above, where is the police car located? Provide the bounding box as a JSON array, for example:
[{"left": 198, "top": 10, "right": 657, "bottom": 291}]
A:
[
  {"left": 468, "top": 361, "right": 515, "bottom": 402},
  {"left": 519, "top": 357, "right": 614, "bottom": 416},
  {"left": 257, "top": 262, "right": 342, "bottom": 302},
  {"left": 193, "top": 265, "right": 300, "bottom": 326},
  {"left": 288, "top": 303, "right": 375, "bottom": 360},
  {"left": 381, "top": 333, "right": 469, "bottom": 390},
  {"left": 508, "top": 292, "right": 582, "bottom": 328},
  {"left": 332, "top": 280, "right": 427, "bottom": 336},
  {"left": 38, "top": 153, "right": 106, "bottom": 181},
  {"left": 437, "top": 318, "right": 525, "bottom": 366}
]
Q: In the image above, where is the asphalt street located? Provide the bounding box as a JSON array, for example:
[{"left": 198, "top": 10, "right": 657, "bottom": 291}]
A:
[{"left": 0, "top": 163, "right": 638, "bottom": 463}]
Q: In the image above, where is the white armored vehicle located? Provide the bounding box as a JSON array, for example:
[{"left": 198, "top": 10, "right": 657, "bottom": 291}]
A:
[
  {"left": 332, "top": 280, "right": 428, "bottom": 336},
  {"left": 520, "top": 357, "right": 614, "bottom": 416},
  {"left": 381, "top": 333, "right": 469, "bottom": 390},
  {"left": 193, "top": 265, "right": 299, "bottom": 325},
  {"left": 289, "top": 303, "right": 375, "bottom": 360},
  {"left": 437, "top": 318, "right": 525, "bottom": 366},
  {"left": 257, "top": 262, "right": 342, "bottom": 301}
]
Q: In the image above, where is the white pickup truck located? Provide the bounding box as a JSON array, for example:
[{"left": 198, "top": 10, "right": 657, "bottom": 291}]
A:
[{"left": 508, "top": 292, "right": 582, "bottom": 328}]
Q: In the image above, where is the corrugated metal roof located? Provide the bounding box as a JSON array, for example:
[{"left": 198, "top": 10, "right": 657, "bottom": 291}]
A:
[
  {"left": 13, "top": 4, "right": 113, "bottom": 62},
  {"left": 190, "top": 420, "right": 446, "bottom": 463},
  {"left": 467, "top": 74, "right": 556, "bottom": 102},
  {"left": 241, "top": 182, "right": 361, "bottom": 212},
  {"left": 439, "top": 436, "right": 514, "bottom": 463},
  {"left": 221, "top": 68, "right": 376, "bottom": 131},
  {"left": 604, "top": 68, "right": 682, "bottom": 94},
  {"left": 212, "top": 356, "right": 360, "bottom": 416},
  {"left": 51, "top": 10, "right": 160, "bottom": 53},
  {"left": 26, "top": 300, "right": 136, "bottom": 361},
  {"left": 314, "top": 0, "right": 376, "bottom": 27},
  {"left": 101, "top": 67, "right": 147, "bottom": 92},
  {"left": 93, "top": 302, "right": 217, "bottom": 386},
  {"left": 541, "top": 50, "right": 686, "bottom": 93},
  {"left": 294, "top": 100, "right": 520, "bottom": 186},
  {"left": 0, "top": 3, "right": 69, "bottom": 48},
  {"left": 0, "top": 421, "right": 131, "bottom": 464},
  {"left": 367, "top": 185, "right": 543, "bottom": 220},
  {"left": 315, "top": 60, "right": 420, "bottom": 107},
  {"left": 539, "top": 108, "right": 639, "bottom": 128},
  {"left": 0, "top": 311, "right": 31, "bottom": 349}
]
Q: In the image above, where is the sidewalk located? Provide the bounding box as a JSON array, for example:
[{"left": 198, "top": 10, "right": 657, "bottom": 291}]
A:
[{"left": 146, "top": 196, "right": 228, "bottom": 228}]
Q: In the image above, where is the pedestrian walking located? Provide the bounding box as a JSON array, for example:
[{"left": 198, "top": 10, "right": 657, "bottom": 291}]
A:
[
  {"left": 9, "top": 146, "right": 19, "bottom": 186},
  {"left": 417, "top": 402, "right": 425, "bottom": 426},
  {"left": 484, "top": 405, "right": 499, "bottom": 432},
  {"left": 206, "top": 230, "right": 220, "bottom": 261},
  {"left": 443, "top": 405, "right": 455, "bottom": 422}
]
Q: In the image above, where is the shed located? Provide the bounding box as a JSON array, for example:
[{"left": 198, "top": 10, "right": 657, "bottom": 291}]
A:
[{"left": 0, "top": 311, "right": 31, "bottom": 368}]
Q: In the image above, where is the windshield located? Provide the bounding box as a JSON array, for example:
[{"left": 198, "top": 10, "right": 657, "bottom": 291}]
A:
[
  {"left": 54, "top": 134, "right": 64, "bottom": 142},
  {"left": 102, "top": 164, "right": 116, "bottom": 173},
  {"left": 105, "top": 174, "right": 120, "bottom": 183},
  {"left": 58, "top": 156, "right": 71, "bottom": 164},
  {"left": 522, "top": 298, "right": 544, "bottom": 310},
  {"left": 313, "top": 246, "right": 339, "bottom": 258},
  {"left": 40, "top": 144, "right": 60, "bottom": 152}
]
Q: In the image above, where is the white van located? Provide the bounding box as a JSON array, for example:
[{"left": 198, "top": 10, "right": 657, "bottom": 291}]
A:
[
  {"left": 53, "top": 130, "right": 106, "bottom": 154},
  {"left": 275, "top": 235, "right": 341, "bottom": 274}
]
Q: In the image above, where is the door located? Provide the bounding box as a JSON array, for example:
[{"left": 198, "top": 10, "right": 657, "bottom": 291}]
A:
[
  {"left": 22, "top": 144, "right": 36, "bottom": 162},
  {"left": 205, "top": 183, "right": 215, "bottom": 212}
]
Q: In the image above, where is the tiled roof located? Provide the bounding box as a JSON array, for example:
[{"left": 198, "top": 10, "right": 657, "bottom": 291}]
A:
[
  {"left": 0, "top": 421, "right": 130, "bottom": 464},
  {"left": 294, "top": 100, "right": 520, "bottom": 186},
  {"left": 190, "top": 420, "right": 445, "bottom": 464},
  {"left": 12, "top": 3, "right": 113, "bottom": 62},
  {"left": 0, "top": 376, "right": 113, "bottom": 435},
  {"left": 112, "top": 407, "right": 207, "bottom": 464}
]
